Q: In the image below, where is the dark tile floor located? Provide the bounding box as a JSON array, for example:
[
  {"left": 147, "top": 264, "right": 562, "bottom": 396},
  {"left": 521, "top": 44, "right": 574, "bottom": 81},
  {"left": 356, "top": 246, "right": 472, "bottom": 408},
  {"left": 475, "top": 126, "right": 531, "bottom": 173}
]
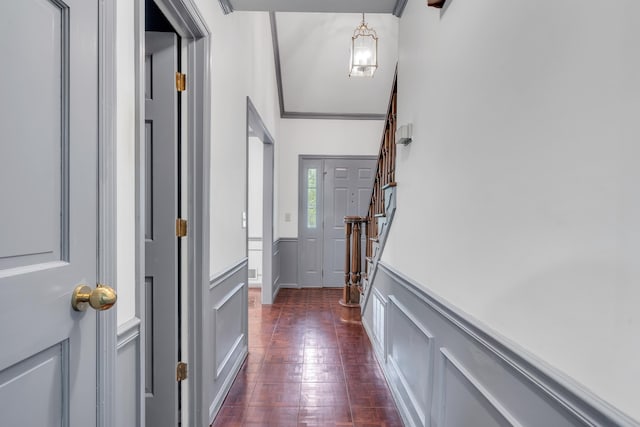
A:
[{"left": 211, "top": 288, "right": 403, "bottom": 427}]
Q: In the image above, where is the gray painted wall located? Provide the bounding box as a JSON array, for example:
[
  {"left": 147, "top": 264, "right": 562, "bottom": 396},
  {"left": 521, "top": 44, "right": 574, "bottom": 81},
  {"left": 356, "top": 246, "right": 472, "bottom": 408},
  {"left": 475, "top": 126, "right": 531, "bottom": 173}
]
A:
[
  {"left": 116, "top": 318, "right": 142, "bottom": 427},
  {"left": 363, "top": 262, "right": 639, "bottom": 427},
  {"left": 208, "top": 259, "right": 249, "bottom": 423},
  {"left": 276, "top": 238, "right": 298, "bottom": 286}
]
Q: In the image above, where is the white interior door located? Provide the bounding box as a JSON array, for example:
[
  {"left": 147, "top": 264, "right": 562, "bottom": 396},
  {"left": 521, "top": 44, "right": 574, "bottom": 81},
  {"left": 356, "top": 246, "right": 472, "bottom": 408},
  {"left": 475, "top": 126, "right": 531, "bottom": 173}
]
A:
[{"left": 0, "top": 0, "right": 103, "bottom": 425}]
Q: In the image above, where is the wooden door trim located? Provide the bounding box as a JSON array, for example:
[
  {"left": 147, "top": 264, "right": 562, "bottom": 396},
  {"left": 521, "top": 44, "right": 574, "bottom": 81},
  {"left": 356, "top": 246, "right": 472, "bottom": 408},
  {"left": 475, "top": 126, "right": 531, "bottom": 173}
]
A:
[{"left": 97, "top": 1, "right": 118, "bottom": 426}]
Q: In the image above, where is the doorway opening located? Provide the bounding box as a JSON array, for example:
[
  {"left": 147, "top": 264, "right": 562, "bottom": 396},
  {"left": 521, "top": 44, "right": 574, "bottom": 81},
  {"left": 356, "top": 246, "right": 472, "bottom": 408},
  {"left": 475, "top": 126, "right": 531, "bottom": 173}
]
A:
[
  {"left": 143, "top": 1, "right": 182, "bottom": 425},
  {"left": 245, "top": 98, "right": 276, "bottom": 304}
]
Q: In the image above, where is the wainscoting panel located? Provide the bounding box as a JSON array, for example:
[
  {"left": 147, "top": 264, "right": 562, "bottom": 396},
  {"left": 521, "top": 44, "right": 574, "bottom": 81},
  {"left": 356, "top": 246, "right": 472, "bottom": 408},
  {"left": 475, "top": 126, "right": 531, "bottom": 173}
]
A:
[
  {"left": 213, "top": 282, "right": 245, "bottom": 379},
  {"left": 208, "top": 259, "right": 249, "bottom": 423},
  {"left": 438, "top": 348, "right": 518, "bottom": 427},
  {"left": 386, "top": 295, "right": 433, "bottom": 427},
  {"left": 277, "top": 238, "right": 298, "bottom": 286},
  {"left": 362, "top": 262, "right": 638, "bottom": 427},
  {"left": 273, "top": 240, "right": 281, "bottom": 297},
  {"left": 116, "top": 317, "right": 142, "bottom": 427}
]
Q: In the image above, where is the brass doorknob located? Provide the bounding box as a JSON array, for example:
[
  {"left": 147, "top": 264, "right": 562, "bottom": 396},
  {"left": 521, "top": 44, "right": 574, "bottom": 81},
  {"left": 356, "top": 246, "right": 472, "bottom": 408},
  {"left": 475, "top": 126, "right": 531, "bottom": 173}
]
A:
[{"left": 71, "top": 284, "right": 117, "bottom": 312}]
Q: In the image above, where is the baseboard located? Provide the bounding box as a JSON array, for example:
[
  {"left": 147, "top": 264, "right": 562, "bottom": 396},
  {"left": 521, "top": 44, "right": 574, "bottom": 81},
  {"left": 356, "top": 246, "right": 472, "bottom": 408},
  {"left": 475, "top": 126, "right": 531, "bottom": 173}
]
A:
[{"left": 116, "top": 317, "right": 142, "bottom": 427}]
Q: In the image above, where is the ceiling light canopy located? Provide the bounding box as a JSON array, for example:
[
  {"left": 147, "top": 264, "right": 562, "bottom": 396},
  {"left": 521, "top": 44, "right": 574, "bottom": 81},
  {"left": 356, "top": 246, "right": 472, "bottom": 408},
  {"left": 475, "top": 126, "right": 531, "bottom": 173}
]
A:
[{"left": 349, "top": 13, "right": 378, "bottom": 78}]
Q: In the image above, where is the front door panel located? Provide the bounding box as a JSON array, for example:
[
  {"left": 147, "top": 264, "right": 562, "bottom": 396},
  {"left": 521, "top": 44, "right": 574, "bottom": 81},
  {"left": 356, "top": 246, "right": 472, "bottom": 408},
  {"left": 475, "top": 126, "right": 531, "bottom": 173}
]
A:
[
  {"left": 298, "top": 157, "right": 375, "bottom": 287},
  {"left": 0, "top": 0, "right": 99, "bottom": 424},
  {"left": 323, "top": 158, "right": 375, "bottom": 286}
]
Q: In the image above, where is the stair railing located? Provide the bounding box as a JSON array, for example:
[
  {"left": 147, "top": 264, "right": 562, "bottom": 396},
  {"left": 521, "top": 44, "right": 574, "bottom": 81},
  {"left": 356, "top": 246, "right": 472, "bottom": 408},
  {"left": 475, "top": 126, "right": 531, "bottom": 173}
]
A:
[{"left": 341, "top": 71, "right": 398, "bottom": 307}]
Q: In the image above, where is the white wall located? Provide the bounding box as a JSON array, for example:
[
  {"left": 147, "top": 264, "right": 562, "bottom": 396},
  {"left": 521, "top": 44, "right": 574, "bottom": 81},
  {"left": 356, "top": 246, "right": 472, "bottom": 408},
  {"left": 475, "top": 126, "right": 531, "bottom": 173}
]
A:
[
  {"left": 116, "top": 0, "right": 137, "bottom": 325},
  {"left": 204, "top": 8, "right": 280, "bottom": 276},
  {"left": 277, "top": 119, "right": 384, "bottom": 238},
  {"left": 384, "top": 0, "right": 640, "bottom": 420},
  {"left": 114, "top": 0, "right": 280, "bottom": 329},
  {"left": 248, "top": 136, "right": 264, "bottom": 238},
  {"left": 248, "top": 136, "right": 263, "bottom": 285}
]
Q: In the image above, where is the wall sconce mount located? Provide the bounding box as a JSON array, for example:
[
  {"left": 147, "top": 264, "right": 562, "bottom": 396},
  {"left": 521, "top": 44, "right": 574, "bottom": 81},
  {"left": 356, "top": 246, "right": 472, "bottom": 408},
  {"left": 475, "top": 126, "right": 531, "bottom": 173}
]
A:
[{"left": 396, "top": 124, "right": 413, "bottom": 145}]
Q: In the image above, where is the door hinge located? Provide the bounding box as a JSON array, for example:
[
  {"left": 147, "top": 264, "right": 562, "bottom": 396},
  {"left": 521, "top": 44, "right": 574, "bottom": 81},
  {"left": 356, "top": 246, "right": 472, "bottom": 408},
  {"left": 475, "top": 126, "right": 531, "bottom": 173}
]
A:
[
  {"left": 176, "top": 362, "right": 188, "bottom": 381},
  {"left": 176, "top": 72, "right": 186, "bottom": 92},
  {"left": 176, "top": 218, "right": 187, "bottom": 237}
]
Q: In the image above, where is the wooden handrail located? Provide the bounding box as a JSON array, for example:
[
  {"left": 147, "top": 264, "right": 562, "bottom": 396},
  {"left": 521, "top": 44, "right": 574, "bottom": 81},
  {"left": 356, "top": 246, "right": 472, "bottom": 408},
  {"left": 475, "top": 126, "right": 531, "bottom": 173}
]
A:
[
  {"left": 341, "top": 71, "right": 398, "bottom": 307},
  {"left": 366, "top": 72, "right": 398, "bottom": 273}
]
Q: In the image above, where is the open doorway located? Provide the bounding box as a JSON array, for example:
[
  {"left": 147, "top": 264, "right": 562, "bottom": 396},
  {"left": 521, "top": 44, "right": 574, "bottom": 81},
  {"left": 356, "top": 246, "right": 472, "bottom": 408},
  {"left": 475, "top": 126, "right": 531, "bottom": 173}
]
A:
[
  {"left": 143, "top": 1, "right": 182, "bottom": 425},
  {"left": 248, "top": 134, "right": 264, "bottom": 288},
  {"left": 245, "top": 98, "right": 276, "bottom": 304}
]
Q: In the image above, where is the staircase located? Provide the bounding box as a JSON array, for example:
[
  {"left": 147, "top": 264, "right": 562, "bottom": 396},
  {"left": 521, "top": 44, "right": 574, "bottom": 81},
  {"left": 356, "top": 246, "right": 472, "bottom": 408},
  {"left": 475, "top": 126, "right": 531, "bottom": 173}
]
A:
[{"left": 342, "top": 72, "right": 398, "bottom": 312}]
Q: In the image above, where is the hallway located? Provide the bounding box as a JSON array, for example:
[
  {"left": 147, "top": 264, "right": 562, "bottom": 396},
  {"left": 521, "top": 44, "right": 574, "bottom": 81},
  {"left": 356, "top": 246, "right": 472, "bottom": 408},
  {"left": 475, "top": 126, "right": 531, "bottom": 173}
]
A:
[{"left": 212, "top": 288, "right": 403, "bottom": 426}]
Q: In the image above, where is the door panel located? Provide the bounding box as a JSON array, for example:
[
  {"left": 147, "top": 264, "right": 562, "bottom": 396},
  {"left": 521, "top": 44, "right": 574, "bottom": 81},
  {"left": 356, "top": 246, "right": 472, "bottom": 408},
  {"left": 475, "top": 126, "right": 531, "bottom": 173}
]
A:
[
  {"left": 0, "top": 343, "right": 68, "bottom": 426},
  {"left": 298, "top": 159, "right": 323, "bottom": 286},
  {"left": 1, "top": 0, "right": 66, "bottom": 270},
  {"left": 322, "top": 159, "right": 376, "bottom": 286},
  {"left": 0, "top": 0, "right": 99, "bottom": 425},
  {"left": 299, "top": 157, "right": 375, "bottom": 287},
  {"left": 144, "top": 31, "right": 179, "bottom": 427}
]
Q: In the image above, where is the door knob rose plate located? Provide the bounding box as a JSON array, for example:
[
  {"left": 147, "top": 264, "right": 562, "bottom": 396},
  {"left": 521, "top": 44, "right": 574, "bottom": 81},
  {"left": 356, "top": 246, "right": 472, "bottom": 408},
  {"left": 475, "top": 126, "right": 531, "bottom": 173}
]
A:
[{"left": 71, "top": 284, "right": 117, "bottom": 312}]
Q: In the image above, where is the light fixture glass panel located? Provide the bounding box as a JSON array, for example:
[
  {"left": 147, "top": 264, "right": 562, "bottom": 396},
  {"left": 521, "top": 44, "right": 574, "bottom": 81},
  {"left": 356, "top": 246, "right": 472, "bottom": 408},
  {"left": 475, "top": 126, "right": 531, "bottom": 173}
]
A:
[
  {"left": 307, "top": 168, "right": 317, "bottom": 229},
  {"left": 349, "top": 14, "right": 378, "bottom": 78}
]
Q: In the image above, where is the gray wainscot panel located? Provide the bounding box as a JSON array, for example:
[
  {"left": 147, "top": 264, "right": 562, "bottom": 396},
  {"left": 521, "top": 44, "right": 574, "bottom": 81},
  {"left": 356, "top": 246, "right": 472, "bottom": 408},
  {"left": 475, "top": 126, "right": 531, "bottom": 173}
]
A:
[
  {"left": 273, "top": 239, "right": 281, "bottom": 298},
  {"left": 277, "top": 238, "right": 298, "bottom": 287},
  {"left": 208, "top": 258, "right": 249, "bottom": 423},
  {"left": 362, "top": 262, "right": 639, "bottom": 427},
  {"left": 116, "top": 317, "right": 142, "bottom": 427}
]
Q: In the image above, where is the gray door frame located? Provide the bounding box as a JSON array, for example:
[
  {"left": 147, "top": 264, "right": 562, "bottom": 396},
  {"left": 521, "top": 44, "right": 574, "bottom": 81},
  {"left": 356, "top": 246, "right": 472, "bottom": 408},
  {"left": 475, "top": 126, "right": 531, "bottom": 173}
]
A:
[
  {"left": 98, "top": 1, "right": 118, "bottom": 426},
  {"left": 246, "top": 97, "right": 276, "bottom": 304},
  {"left": 135, "top": 1, "right": 211, "bottom": 425},
  {"left": 297, "top": 155, "right": 376, "bottom": 288}
]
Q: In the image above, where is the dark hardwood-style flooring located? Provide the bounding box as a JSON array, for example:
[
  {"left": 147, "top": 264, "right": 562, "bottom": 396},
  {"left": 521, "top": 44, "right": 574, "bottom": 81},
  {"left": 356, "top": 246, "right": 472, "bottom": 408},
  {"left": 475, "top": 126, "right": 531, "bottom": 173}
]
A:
[{"left": 211, "top": 287, "right": 403, "bottom": 426}]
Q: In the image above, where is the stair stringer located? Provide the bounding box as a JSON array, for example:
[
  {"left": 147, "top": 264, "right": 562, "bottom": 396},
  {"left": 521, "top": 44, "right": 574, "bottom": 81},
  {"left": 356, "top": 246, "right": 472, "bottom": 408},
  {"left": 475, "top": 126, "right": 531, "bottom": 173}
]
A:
[{"left": 361, "top": 184, "right": 396, "bottom": 313}]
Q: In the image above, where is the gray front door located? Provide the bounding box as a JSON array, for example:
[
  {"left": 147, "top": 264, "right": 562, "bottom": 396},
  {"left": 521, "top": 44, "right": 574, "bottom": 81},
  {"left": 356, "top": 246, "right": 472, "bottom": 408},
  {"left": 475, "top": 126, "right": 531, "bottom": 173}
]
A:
[
  {"left": 299, "top": 157, "right": 375, "bottom": 287},
  {"left": 0, "top": 0, "right": 101, "bottom": 425},
  {"left": 144, "top": 32, "right": 180, "bottom": 426}
]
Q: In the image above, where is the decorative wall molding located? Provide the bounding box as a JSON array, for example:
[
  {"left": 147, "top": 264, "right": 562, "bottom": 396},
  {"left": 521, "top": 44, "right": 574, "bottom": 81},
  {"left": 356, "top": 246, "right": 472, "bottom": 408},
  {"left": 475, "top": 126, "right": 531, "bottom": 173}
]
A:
[
  {"left": 210, "top": 258, "right": 248, "bottom": 289},
  {"left": 116, "top": 317, "right": 141, "bottom": 427},
  {"left": 217, "top": 0, "right": 233, "bottom": 14},
  {"left": 273, "top": 240, "right": 281, "bottom": 296},
  {"left": 392, "top": 0, "right": 409, "bottom": 17},
  {"left": 363, "top": 262, "right": 640, "bottom": 427},
  {"left": 117, "top": 317, "right": 141, "bottom": 350},
  {"left": 275, "top": 238, "right": 298, "bottom": 286},
  {"left": 208, "top": 259, "right": 248, "bottom": 423},
  {"left": 387, "top": 295, "right": 433, "bottom": 427},
  {"left": 209, "top": 346, "right": 246, "bottom": 423},
  {"left": 438, "top": 348, "right": 521, "bottom": 427},
  {"left": 215, "top": 335, "right": 244, "bottom": 379}
]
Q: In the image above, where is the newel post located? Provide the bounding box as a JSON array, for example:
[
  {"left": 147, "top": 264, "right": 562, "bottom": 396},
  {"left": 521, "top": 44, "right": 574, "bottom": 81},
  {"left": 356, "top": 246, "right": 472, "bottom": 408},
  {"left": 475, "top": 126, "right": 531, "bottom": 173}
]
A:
[{"left": 341, "top": 216, "right": 367, "bottom": 307}]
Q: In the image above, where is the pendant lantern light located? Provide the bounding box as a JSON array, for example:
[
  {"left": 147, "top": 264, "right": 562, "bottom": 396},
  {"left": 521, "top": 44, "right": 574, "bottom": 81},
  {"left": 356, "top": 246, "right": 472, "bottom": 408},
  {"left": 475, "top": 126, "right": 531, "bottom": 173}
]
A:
[{"left": 349, "top": 13, "right": 378, "bottom": 77}]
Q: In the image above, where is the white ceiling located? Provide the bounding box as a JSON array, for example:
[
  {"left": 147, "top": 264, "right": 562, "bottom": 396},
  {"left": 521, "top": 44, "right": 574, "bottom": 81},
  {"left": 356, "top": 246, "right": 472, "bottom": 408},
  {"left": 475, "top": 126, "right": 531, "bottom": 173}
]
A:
[
  {"left": 218, "top": 0, "right": 402, "bottom": 118},
  {"left": 274, "top": 12, "right": 399, "bottom": 117}
]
